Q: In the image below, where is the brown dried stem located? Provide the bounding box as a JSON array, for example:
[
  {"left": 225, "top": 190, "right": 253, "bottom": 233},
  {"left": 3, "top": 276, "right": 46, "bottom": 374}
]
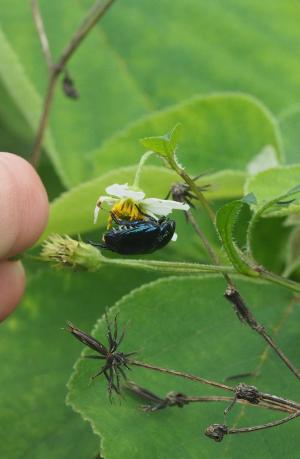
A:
[
  {"left": 128, "top": 360, "right": 300, "bottom": 414},
  {"left": 129, "top": 359, "right": 234, "bottom": 393},
  {"left": 125, "top": 381, "right": 294, "bottom": 414}
]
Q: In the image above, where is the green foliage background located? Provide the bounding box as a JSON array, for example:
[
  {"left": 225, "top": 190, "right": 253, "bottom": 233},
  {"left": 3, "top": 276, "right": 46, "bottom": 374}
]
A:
[{"left": 1, "top": 1, "right": 300, "bottom": 458}]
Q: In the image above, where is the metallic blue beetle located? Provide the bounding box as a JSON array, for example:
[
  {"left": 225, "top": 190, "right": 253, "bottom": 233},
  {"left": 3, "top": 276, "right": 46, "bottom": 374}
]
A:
[{"left": 90, "top": 212, "right": 176, "bottom": 255}]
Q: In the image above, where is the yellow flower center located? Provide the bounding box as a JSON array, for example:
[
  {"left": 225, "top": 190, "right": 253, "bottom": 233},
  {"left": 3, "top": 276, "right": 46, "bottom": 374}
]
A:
[{"left": 108, "top": 199, "right": 144, "bottom": 228}]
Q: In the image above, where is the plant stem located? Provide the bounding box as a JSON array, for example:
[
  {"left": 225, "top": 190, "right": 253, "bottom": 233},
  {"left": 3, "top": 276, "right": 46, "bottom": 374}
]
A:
[
  {"left": 125, "top": 381, "right": 293, "bottom": 413},
  {"left": 169, "top": 157, "right": 216, "bottom": 223},
  {"left": 30, "top": 0, "right": 116, "bottom": 167},
  {"left": 260, "top": 270, "right": 300, "bottom": 294},
  {"left": 104, "top": 257, "right": 234, "bottom": 275},
  {"left": 228, "top": 410, "right": 300, "bottom": 435},
  {"left": 185, "top": 210, "right": 219, "bottom": 265},
  {"left": 132, "top": 151, "right": 155, "bottom": 188},
  {"left": 31, "top": 0, "right": 53, "bottom": 69},
  {"left": 129, "top": 359, "right": 235, "bottom": 392},
  {"left": 30, "top": 70, "right": 59, "bottom": 167},
  {"left": 261, "top": 392, "right": 300, "bottom": 411}
]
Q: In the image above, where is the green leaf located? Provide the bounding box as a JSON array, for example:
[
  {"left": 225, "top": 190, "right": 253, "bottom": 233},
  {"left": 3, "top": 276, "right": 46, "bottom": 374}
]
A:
[
  {"left": 95, "top": 0, "right": 300, "bottom": 115},
  {"left": 0, "top": 260, "right": 161, "bottom": 459},
  {"left": 245, "top": 166, "right": 300, "bottom": 217},
  {"left": 249, "top": 217, "right": 291, "bottom": 274},
  {"left": 67, "top": 276, "right": 299, "bottom": 458},
  {"left": 216, "top": 200, "right": 258, "bottom": 276},
  {"left": 140, "top": 123, "right": 181, "bottom": 158},
  {"left": 90, "top": 93, "right": 283, "bottom": 178}
]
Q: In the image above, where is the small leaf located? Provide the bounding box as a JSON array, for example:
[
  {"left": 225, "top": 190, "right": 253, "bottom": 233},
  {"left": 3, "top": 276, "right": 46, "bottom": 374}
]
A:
[
  {"left": 216, "top": 200, "right": 259, "bottom": 276},
  {"left": 242, "top": 193, "right": 257, "bottom": 205},
  {"left": 140, "top": 123, "right": 182, "bottom": 158}
]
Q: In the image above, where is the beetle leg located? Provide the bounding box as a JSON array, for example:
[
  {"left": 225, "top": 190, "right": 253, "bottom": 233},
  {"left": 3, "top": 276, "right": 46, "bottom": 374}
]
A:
[
  {"left": 134, "top": 204, "right": 157, "bottom": 222},
  {"left": 88, "top": 240, "right": 107, "bottom": 249},
  {"left": 110, "top": 212, "right": 130, "bottom": 226}
]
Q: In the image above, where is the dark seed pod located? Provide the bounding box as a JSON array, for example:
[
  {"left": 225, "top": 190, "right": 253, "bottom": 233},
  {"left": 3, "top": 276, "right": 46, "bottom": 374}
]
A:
[
  {"left": 205, "top": 424, "right": 228, "bottom": 442},
  {"left": 235, "top": 383, "right": 262, "bottom": 405}
]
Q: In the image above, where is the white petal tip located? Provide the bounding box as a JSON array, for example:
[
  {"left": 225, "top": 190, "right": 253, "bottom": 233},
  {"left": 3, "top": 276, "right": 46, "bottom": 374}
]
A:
[
  {"left": 181, "top": 203, "right": 190, "bottom": 211},
  {"left": 142, "top": 198, "right": 190, "bottom": 216},
  {"left": 93, "top": 206, "right": 100, "bottom": 224},
  {"left": 171, "top": 232, "right": 178, "bottom": 242}
]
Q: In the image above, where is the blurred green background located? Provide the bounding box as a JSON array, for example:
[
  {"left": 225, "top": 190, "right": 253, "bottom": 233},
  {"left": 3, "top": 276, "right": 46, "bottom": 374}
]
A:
[{"left": 1, "top": 1, "right": 300, "bottom": 458}]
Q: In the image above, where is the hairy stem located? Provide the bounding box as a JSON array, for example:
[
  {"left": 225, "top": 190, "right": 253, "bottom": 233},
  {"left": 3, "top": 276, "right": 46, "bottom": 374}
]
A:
[
  {"left": 185, "top": 210, "right": 220, "bottom": 264},
  {"left": 260, "top": 270, "right": 300, "bottom": 294},
  {"left": 132, "top": 150, "right": 155, "bottom": 188}
]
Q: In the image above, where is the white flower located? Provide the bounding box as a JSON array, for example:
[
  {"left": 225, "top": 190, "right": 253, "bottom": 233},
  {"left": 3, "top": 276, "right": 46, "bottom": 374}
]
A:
[{"left": 94, "top": 183, "right": 189, "bottom": 241}]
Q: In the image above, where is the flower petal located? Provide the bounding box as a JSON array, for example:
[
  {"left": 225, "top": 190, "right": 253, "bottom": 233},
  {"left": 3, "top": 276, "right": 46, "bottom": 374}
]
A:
[
  {"left": 94, "top": 196, "right": 117, "bottom": 223},
  {"left": 142, "top": 198, "right": 189, "bottom": 216},
  {"left": 171, "top": 232, "right": 178, "bottom": 242},
  {"left": 105, "top": 183, "right": 145, "bottom": 201}
]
